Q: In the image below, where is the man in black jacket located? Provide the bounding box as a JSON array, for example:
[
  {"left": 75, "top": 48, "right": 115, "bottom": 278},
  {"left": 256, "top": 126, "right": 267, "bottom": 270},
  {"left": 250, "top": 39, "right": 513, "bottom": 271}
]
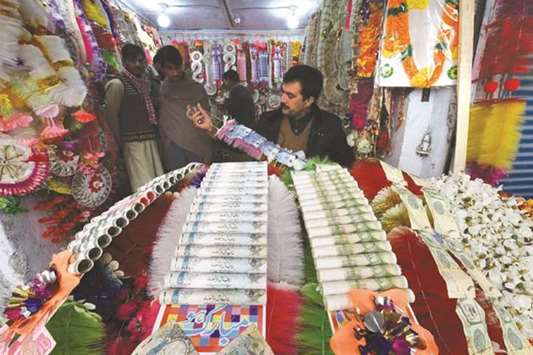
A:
[{"left": 187, "top": 65, "right": 355, "bottom": 167}]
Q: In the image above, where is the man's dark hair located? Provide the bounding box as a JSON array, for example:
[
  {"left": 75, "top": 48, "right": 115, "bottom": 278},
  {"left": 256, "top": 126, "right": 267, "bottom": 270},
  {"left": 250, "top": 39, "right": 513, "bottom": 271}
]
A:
[
  {"left": 121, "top": 43, "right": 145, "bottom": 62},
  {"left": 283, "top": 65, "right": 323, "bottom": 100},
  {"left": 156, "top": 45, "right": 183, "bottom": 67},
  {"left": 223, "top": 69, "right": 240, "bottom": 82}
]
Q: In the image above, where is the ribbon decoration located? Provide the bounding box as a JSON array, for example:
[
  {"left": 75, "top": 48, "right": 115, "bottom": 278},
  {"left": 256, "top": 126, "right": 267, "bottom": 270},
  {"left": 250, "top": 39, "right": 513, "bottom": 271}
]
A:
[{"left": 330, "top": 288, "right": 438, "bottom": 355}]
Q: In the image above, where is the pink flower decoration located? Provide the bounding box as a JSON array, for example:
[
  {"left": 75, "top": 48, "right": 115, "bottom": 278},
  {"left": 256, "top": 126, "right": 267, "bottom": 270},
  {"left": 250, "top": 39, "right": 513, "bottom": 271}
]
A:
[
  {"left": 40, "top": 118, "right": 68, "bottom": 140},
  {"left": 0, "top": 113, "right": 33, "bottom": 132}
]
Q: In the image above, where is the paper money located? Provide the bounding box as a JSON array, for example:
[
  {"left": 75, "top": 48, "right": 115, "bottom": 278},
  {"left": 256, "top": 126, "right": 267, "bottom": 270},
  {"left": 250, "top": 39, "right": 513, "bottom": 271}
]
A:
[
  {"left": 179, "top": 233, "right": 267, "bottom": 246},
  {"left": 171, "top": 257, "right": 267, "bottom": 274},
  {"left": 183, "top": 221, "right": 267, "bottom": 235},
  {"left": 200, "top": 180, "right": 268, "bottom": 189},
  {"left": 324, "top": 288, "right": 416, "bottom": 311},
  {"left": 300, "top": 201, "right": 373, "bottom": 215},
  {"left": 307, "top": 222, "right": 383, "bottom": 239},
  {"left": 194, "top": 194, "right": 268, "bottom": 205},
  {"left": 314, "top": 252, "right": 398, "bottom": 269},
  {"left": 302, "top": 199, "right": 372, "bottom": 214},
  {"left": 186, "top": 211, "right": 268, "bottom": 223},
  {"left": 298, "top": 193, "right": 368, "bottom": 208},
  {"left": 491, "top": 303, "right": 533, "bottom": 354},
  {"left": 198, "top": 186, "right": 269, "bottom": 196},
  {"left": 190, "top": 201, "right": 267, "bottom": 213},
  {"left": 309, "top": 232, "right": 388, "bottom": 248},
  {"left": 218, "top": 325, "right": 274, "bottom": 355},
  {"left": 305, "top": 217, "right": 382, "bottom": 230},
  {"left": 302, "top": 208, "right": 377, "bottom": 222},
  {"left": 164, "top": 272, "right": 266, "bottom": 289},
  {"left": 317, "top": 264, "right": 402, "bottom": 282},
  {"left": 176, "top": 245, "right": 267, "bottom": 259},
  {"left": 160, "top": 288, "right": 266, "bottom": 305},
  {"left": 311, "top": 241, "right": 392, "bottom": 258},
  {"left": 455, "top": 299, "right": 494, "bottom": 355},
  {"left": 321, "top": 276, "right": 409, "bottom": 296}
]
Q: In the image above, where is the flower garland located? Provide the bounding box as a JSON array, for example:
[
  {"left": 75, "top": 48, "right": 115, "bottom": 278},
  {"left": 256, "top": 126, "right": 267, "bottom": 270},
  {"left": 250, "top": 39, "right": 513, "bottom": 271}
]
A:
[
  {"left": 355, "top": 1, "right": 385, "bottom": 78},
  {"left": 382, "top": 0, "right": 459, "bottom": 87}
]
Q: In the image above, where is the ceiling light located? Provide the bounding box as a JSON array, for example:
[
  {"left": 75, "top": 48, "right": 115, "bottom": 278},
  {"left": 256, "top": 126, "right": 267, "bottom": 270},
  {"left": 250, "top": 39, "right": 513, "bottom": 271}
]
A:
[
  {"left": 287, "top": 7, "right": 299, "bottom": 29},
  {"left": 157, "top": 13, "right": 171, "bottom": 28}
]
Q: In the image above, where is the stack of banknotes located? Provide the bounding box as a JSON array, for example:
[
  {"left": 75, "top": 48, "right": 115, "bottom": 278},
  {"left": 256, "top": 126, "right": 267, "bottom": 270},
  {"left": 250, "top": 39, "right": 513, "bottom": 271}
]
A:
[
  {"left": 160, "top": 162, "right": 269, "bottom": 306},
  {"left": 292, "top": 165, "right": 413, "bottom": 311}
]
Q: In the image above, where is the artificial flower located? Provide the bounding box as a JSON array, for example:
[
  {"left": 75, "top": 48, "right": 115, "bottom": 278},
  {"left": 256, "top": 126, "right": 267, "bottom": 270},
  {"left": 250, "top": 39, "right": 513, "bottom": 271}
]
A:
[
  {"left": 406, "top": 0, "right": 429, "bottom": 10},
  {"left": 410, "top": 67, "right": 432, "bottom": 88},
  {"left": 431, "top": 173, "right": 533, "bottom": 335},
  {"left": 0, "top": 94, "right": 13, "bottom": 117},
  {"left": 0, "top": 112, "right": 33, "bottom": 132},
  {"left": 0, "top": 140, "right": 49, "bottom": 196},
  {"left": 73, "top": 109, "right": 96, "bottom": 123},
  {"left": 36, "top": 104, "right": 60, "bottom": 119}
]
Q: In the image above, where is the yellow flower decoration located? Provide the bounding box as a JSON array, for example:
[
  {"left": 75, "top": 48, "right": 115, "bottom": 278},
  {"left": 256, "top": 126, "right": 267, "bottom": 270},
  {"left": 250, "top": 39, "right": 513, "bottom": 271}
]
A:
[
  {"left": 47, "top": 179, "right": 72, "bottom": 195},
  {"left": 406, "top": 0, "right": 429, "bottom": 10},
  {"left": 0, "top": 94, "right": 13, "bottom": 117},
  {"left": 410, "top": 67, "right": 432, "bottom": 87},
  {"left": 291, "top": 41, "right": 302, "bottom": 58}
]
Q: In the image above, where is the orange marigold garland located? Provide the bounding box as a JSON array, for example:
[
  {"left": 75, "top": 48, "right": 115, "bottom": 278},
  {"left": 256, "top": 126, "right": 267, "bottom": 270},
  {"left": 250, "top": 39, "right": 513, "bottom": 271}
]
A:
[
  {"left": 382, "top": 0, "right": 459, "bottom": 87},
  {"left": 356, "top": 2, "right": 386, "bottom": 78}
]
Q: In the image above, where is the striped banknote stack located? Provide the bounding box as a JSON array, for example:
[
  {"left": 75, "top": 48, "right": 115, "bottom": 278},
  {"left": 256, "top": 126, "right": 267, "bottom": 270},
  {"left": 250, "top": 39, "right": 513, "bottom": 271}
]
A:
[
  {"left": 292, "top": 165, "right": 413, "bottom": 311},
  {"left": 160, "top": 162, "right": 269, "bottom": 306}
]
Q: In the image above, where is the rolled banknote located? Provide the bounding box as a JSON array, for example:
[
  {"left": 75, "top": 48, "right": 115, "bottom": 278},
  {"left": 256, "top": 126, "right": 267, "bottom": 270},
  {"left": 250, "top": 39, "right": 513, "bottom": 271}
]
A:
[
  {"left": 176, "top": 245, "right": 268, "bottom": 259},
  {"left": 312, "top": 241, "right": 392, "bottom": 258},
  {"left": 317, "top": 264, "right": 402, "bottom": 283},
  {"left": 164, "top": 272, "right": 266, "bottom": 290},
  {"left": 302, "top": 208, "right": 377, "bottom": 223},
  {"left": 324, "top": 288, "right": 416, "bottom": 311},
  {"left": 179, "top": 233, "right": 267, "bottom": 246},
  {"left": 170, "top": 257, "right": 267, "bottom": 274},
  {"left": 309, "top": 231, "right": 387, "bottom": 248},
  {"left": 305, "top": 217, "right": 382, "bottom": 230},
  {"left": 321, "top": 276, "right": 409, "bottom": 296},
  {"left": 159, "top": 288, "right": 266, "bottom": 305},
  {"left": 190, "top": 201, "right": 267, "bottom": 213},
  {"left": 186, "top": 211, "right": 268, "bottom": 223},
  {"left": 183, "top": 221, "right": 267, "bottom": 235},
  {"left": 197, "top": 186, "right": 269, "bottom": 196},
  {"left": 314, "top": 252, "right": 398, "bottom": 270},
  {"left": 307, "top": 221, "right": 383, "bottom": 239}
]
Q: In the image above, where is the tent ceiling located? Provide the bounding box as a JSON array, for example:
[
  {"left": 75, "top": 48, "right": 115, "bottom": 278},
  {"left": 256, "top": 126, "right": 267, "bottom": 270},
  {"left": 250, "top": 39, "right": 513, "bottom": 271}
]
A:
[{"left": 122, "top": 0, "right": 321, "bottom": 30}]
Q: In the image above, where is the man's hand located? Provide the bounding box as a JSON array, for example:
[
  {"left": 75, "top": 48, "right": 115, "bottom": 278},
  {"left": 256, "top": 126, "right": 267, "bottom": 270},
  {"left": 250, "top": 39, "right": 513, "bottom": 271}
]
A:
[{"left": 186, "top": 103, "right": 216, "bottom": 136}]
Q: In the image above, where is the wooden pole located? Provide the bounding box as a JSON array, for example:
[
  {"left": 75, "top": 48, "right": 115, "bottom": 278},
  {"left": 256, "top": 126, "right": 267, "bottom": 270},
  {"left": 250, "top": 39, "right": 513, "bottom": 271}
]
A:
[{"left": 452, "top": 0, "right": 476, "bottom": 173}]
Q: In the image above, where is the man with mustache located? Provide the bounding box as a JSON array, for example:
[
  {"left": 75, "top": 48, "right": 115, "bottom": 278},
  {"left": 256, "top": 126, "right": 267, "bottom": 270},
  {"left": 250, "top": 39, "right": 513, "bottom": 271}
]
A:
[{"left": 187, "top": 65, "right": 354, "bottom": 167}]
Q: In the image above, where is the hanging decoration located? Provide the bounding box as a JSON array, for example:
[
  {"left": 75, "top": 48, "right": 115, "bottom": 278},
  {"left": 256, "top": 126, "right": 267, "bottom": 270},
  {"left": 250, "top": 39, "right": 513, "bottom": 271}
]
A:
[
  {"left": 467, "top": 99, "right": 525, "bottom": 171},
  {"left": 376, "top": 0, "right": 459, "bottom": 88},
  {"left": 467, "top": 0, "right": 533, "bottom": 185},
  {"left": 0, "top": 0, "right": 163, "bottom": 248},
  {"left": 165, "top": 34, "right": 302, "bottom": 121}
]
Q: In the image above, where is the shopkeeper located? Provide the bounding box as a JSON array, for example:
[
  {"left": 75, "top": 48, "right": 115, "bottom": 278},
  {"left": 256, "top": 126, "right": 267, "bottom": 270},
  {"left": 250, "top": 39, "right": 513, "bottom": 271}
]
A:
[{"left": 187, "top": 65, "right": 355, "bottom": 167}]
